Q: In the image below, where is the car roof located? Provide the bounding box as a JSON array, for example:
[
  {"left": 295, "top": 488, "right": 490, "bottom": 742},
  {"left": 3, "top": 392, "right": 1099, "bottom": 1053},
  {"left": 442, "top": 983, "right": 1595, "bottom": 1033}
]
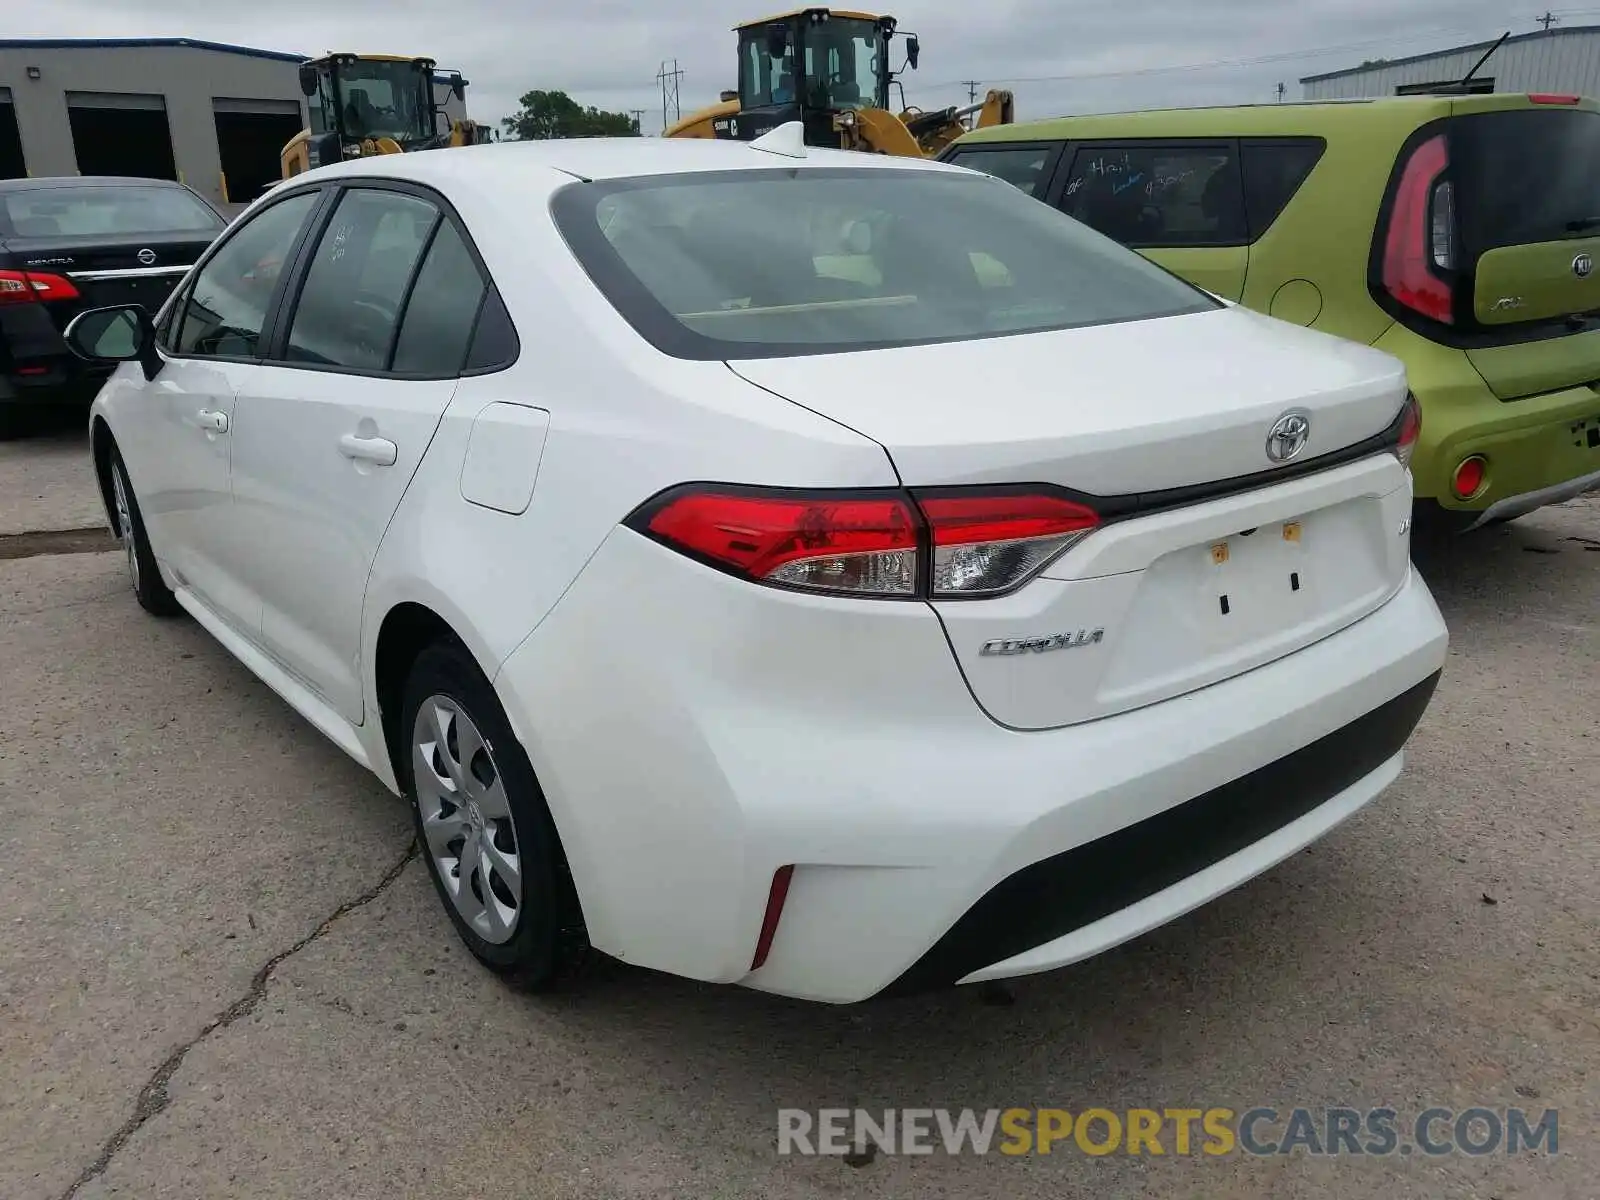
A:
[
  {"left": 952, "top": 92, "right": 1600, "bottom": 145},
  {"left": 293, "top": 134, "right": 961, "bottom": 193},
  {"left": 0, "top": 175, "right": 198, "bottom": 193}
]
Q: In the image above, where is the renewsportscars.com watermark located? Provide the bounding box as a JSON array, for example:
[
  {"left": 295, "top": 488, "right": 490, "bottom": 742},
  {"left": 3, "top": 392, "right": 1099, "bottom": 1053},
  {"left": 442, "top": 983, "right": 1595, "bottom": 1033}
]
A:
[{"left": 778, "top": 1106, "right": 1560, "bottom": 1158}]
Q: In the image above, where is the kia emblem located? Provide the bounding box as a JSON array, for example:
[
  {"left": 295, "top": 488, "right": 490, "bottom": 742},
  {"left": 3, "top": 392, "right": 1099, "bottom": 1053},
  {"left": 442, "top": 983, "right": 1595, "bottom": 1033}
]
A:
[{"left": 1574, "top": 252, "right": 1593, "bottom": 279}]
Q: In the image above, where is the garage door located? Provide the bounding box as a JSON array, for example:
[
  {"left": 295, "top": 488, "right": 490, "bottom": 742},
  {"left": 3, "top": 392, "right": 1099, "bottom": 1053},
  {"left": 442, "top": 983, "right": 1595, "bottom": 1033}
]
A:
[
  {"left": 213, "top": 98, "right": 305, "bottom": 205},
  {"left": 66, "top": 91, "right": 178, "bottom": 180}
]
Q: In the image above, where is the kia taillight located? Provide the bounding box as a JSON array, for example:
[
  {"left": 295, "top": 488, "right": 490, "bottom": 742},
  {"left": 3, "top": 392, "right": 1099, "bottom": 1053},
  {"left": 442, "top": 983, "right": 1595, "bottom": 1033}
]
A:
[
  {"left": 630, "top": 484, "right": 1099, "bottom": 600},
  {"left": 1382, "top": 134, "right": 1454, "bottom": 324},
  {"left": 0, "top": 269, "right": 80, "bottom": 306},
  {"left": 1394, "top": 393, "right": 1422, "bottom": 468}
]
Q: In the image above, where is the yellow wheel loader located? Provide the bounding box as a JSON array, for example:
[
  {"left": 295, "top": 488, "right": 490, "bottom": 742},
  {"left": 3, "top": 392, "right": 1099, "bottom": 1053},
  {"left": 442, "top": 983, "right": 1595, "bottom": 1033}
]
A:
[
  {"left": 664, "top": 7, "right": 1013, "bottom": 157},
  {"left": 280, "top": 53, "right": 489, "bottom": 179}
]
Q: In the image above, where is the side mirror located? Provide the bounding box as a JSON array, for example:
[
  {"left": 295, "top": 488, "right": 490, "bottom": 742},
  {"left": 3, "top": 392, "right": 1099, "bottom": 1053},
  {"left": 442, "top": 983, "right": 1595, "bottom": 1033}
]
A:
[
  {"left": 64, "top": 305, "right": 161, "bottom": 381},
  {"left": 298, "top": 64, "right": 320, "bottom": 97},
  {"left": 720, "top": 89, "right": 738, "bottom": 103},
  {"left": 450, "top": 72, "right": 466, "bottom": 101},
  {"left": 906, "top": 36, "right": 921, "bottom": 70}
]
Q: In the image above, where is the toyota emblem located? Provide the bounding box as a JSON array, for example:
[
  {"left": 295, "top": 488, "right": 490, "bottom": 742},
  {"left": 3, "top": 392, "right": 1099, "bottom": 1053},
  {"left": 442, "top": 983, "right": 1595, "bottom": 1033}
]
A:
[
  {"left": 137, "top": 248, "right": 157, "bottom": 266},
  {"left": 1265, "top": 410, "right": 1312, "bottom": 463},
  {"left": 1574, "top": 252, "right": 1593, "bottom": 279}
]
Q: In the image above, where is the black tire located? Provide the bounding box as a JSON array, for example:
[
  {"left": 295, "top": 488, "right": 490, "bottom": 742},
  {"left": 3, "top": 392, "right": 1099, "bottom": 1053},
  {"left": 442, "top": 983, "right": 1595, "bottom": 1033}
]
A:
[
  {"left": 400, "top": 641, "right": 594, "bottom": 990},
  {"left": 108, "top": 444, "right": 182, "bottom": 617}
]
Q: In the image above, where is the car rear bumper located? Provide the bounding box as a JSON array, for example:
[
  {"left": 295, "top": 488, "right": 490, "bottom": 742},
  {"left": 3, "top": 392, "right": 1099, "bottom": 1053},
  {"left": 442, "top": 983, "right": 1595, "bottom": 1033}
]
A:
[
  {"left": 495, "top": 530, "right": 1449, "bottom": 1004},
  {"left": 1409, "top": 371, "right": 1600, "bottom": 513},
  {"left": 0, "top": 304, "right": 108, "bottom": 403}
]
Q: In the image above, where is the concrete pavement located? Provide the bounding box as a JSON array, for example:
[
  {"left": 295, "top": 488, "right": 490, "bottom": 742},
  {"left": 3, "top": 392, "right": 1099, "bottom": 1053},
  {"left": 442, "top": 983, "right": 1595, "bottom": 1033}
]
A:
[{"left": 1, "top": 494, "right": 1595, "bottom": 1199}]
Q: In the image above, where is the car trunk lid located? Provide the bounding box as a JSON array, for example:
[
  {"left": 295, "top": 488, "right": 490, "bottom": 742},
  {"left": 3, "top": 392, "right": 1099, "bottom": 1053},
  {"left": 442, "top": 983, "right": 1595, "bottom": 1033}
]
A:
[
  {"left": 2, "top": 230, "right": 211, "bottom": 330},
  {"left": 730, "top": 305, "right": 1415, "bottom": 728}
]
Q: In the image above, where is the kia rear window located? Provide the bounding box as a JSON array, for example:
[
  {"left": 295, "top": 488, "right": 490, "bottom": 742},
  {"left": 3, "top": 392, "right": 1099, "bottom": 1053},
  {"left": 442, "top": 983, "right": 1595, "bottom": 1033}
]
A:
[
  {"left": 0, "top": 185, "right": 223, "bottom": 237},
  {"left": 1451, "top": 108, "right": 1600, "bottom": 257},
  {"left": 551, "top": 167, "right": 1216, "bottom": 360}
]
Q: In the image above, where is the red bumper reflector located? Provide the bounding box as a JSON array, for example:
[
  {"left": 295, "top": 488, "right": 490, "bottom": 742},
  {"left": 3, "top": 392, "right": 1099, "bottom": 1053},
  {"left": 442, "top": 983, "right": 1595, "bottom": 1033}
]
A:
[{"left": 751, "top": 865, "right": 795, "bottom": 971}]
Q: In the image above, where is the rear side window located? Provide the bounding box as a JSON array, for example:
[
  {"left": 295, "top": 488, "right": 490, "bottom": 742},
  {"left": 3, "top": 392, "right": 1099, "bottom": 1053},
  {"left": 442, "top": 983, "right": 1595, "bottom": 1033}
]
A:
[
  {"left": 285, "top": 188, "right": 439, "bottom": 371},
  {"left": 944, "top": 145, "right": 1059, "bottom": 196},
  {"left": 551, "top": 167, "right": 1216, "bottom": 360},
  {"left": 1451, "top": 108, "right": 1600, "bottom": 256},
  {"left": 1059, "top": 143, "right": 1246, "bottom": 247},
  {"left": 1240, "top": 139, "right": 1325, "bottom": 237},
  {"left": 391, "top": 221, "right": 487, "bottom": 375}
]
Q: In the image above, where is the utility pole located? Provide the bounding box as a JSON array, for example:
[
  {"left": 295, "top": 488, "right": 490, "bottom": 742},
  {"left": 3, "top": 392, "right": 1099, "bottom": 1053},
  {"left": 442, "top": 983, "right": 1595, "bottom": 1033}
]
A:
[
  {"left": 657, "top": 60, "right": 683, "bottom": 131},
  {"left": 1537, "top": 10, "right": 1559, "bottom": 30},
  {"left": 1276, "top": 81, "right": 1286, "bottom": 103},
  {"left": 961, "top": 79, "right": 980, "bottom": 104},
  {"left": 629, "top": 108, "right": 645, "bottom": 135}
]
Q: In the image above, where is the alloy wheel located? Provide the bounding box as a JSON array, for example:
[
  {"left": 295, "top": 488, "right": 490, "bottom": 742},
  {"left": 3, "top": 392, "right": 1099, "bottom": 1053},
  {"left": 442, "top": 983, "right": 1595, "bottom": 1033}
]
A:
[
  {"left": 412, "top": 696, "right": 523, "bottom": 944},
  {"left": 111, "top": 463, "right": 140, "bottom": 593}
]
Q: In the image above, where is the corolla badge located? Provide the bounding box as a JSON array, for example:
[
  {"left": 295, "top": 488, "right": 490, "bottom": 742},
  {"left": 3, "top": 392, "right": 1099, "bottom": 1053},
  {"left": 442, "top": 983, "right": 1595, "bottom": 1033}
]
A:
[
  {"left": 137, "top": 248, "right": 157, "bottom": 266},
  {"left": 1574, "top": 252, "right": 1593, "bottom": 278},
  {"left": 980, "top": 629, "right": 1105, "bottom": 656},
  {"left": 1265, "top": 409, "right": 1312, "bottom": 463}
]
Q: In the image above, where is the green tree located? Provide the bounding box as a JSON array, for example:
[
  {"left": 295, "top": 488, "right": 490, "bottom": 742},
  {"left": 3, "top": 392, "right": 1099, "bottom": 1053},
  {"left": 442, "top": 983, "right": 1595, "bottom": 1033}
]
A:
[{"left": 501, "top": 90, "right": 639, "bottom": 140}]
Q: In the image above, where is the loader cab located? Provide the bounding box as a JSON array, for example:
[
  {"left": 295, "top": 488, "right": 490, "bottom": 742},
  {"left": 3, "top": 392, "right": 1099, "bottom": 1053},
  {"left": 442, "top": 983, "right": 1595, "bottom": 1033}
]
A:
[
  {"left": 723, "top": 8, "right": 903, "bottom": 145},
  {"left": 294, "top": 54, "right": 439, "bottom": 170}
]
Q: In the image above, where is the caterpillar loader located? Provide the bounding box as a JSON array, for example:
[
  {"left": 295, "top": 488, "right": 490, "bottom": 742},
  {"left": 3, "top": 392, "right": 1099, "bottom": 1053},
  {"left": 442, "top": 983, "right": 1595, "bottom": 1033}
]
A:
[
  {"left": 664, "top": 7, "right": 1013, "bottom": 157},
  {"left": 280, "top": 53, "right": 490, "bottom": 179}
]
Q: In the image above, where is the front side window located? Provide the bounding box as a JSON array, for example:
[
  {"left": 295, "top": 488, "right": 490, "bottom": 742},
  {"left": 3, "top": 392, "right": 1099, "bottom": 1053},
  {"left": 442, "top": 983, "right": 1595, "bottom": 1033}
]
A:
[
  {"left": 173, "top": 190, "right": 320, "bottom": 359},
  {"left": 0, "top": 184, "right": 222, "bottom": 237},
  {"left": 285, "top": 188, "right": 440, "bottom": 371},
  {"left": 1059, "top": 143, "right": 1246, "bottom": 247},
  {"left": 945, "top": 146, "right": 1059, "bottom": 197},
  {"left": 552, "top": 167, "right": 1216, "bottom": 360}
]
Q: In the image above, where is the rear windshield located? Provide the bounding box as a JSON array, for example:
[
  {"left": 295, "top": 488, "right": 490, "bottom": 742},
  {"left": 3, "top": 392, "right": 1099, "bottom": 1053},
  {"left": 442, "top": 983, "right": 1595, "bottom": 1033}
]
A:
[
  {"left": 0, "top": 185, "right": 223, "bottom": 238},
  {"left": 1452, "top": 108, "right": 1600, "bottom": 256},
  {"left": 550, "top": 167, "right": 1217, "bottom": 360}
]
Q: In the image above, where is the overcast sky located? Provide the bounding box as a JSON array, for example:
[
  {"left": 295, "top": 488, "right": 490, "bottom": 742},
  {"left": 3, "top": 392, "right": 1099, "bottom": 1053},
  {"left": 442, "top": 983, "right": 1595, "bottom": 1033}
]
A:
[{"left": 7, "top": 0, "right": 1585, "bottom": 133}]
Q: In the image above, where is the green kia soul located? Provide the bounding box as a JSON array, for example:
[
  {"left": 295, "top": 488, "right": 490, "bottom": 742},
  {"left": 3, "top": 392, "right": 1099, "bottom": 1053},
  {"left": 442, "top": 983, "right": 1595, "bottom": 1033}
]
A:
[{"left": 941, "top": 94, "right": 1600, "bottom": 529}]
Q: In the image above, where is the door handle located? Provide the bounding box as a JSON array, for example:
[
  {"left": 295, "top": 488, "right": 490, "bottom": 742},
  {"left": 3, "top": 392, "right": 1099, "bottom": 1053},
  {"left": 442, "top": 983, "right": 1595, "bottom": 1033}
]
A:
[
  {"left": 197, "top": 409, "right": 228, "bottom": 433},
  {"left": 338, "top": 433, "right": 398, "bottom": 467}
]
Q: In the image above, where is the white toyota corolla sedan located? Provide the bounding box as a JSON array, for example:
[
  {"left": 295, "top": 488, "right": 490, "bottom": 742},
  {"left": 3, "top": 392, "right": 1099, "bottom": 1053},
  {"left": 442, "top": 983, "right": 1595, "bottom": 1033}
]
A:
[{"left": 69, "top": 129, "right": 1448, "bottom": 1004}]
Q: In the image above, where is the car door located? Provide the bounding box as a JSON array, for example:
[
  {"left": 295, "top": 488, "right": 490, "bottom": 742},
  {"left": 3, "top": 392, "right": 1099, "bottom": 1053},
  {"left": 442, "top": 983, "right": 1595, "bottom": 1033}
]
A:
[
  {"left": 228, "top": 183, "right": 490, "bottom": 724},
  {"left": 119, "top": 188, "right": 324, "bottom": 632},
  {"left": 1052, "top": 140, "right": 1249, "bottom": 301}
]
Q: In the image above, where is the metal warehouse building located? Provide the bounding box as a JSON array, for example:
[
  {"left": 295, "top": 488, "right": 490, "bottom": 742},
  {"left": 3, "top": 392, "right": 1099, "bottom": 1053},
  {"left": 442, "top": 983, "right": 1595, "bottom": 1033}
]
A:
[
  {"left": 0, "top": 38, "right": 471, "bottom": 213},
  {"left": 1302, "top": 25, "right": 1600, "bottom": 100}
]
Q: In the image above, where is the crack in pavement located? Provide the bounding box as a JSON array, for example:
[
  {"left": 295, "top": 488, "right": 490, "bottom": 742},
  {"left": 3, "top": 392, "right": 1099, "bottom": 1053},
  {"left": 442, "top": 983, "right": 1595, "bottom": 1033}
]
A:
[
  {"left": 0, "top": 527, "right": 116, "bottom": 561},
  {"left": 57, "top": 838, "right": 421, "bottom": 1200}
]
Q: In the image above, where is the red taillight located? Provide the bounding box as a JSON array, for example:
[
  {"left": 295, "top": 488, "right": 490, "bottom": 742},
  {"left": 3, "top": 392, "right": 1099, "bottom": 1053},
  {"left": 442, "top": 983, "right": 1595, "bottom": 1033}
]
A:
[
  {"left": 1528, "top": 93, "right": 1581, "bottom": 105},
  {"left": 1395, "top": 393, "right": 1422, "bottom": 468},
  {"left": 643, "top": 489, "right": 919, "bottom": 596},
  {"left": 1453, "top": 455, "right": 1487, "bottom": 499},
  {"left": 1382, "top": 134, "right": 1454, "bottom": 324},
  {"left": 633, "top": 485, "right": 1100, "bottom": 599},
  {"left": 751, "top": 865, "right": 794, "bottom": 971},
  {"left": 917, "top": 491, "right": 1100, "bottom": 596},
  {"left": 0, "top": 269, "right": 80, "bottom": 306}
]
